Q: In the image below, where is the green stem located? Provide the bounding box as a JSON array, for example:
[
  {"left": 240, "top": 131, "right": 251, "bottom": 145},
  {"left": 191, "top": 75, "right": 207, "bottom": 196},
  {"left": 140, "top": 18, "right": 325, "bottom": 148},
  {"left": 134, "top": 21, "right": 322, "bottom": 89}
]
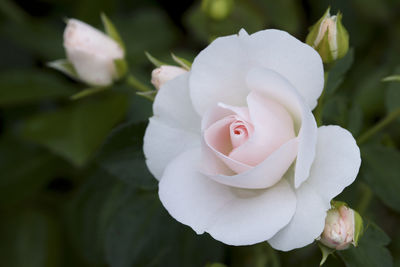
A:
[
  {"left": 314, "top": 72, "right": 329, "bottom": 126},
  {"left": 357, "top": 107, "right": 400, "bottom": 145},
  {"left": 126, "top": 75, "right": 155, "bottom": 101}
]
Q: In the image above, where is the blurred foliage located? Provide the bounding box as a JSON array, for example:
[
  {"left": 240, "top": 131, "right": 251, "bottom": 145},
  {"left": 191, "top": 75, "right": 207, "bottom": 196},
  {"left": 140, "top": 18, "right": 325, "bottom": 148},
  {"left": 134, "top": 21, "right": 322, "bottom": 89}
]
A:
[{"left": 1, "top": 0, "right": 400, "bottom": 266}]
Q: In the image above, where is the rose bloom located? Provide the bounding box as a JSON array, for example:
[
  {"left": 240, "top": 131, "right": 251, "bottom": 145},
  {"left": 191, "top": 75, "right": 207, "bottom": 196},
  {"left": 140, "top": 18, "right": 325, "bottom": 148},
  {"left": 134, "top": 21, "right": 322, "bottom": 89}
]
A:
[{"left": 143, "top": 29, "right": 361, "bottom": 250}]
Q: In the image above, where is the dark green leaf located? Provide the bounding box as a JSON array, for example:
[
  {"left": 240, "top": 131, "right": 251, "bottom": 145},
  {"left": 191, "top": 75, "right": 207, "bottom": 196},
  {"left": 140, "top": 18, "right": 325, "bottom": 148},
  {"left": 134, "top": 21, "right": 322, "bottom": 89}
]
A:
[
  {"left": 361, "top": 145, "right": 400, "bottom": 212},
  {"left": 22, "top": 93, "right": 128, "bottom": 166},
  {"left": 0, "top": 136, "right": 62, "bottom": 206},
  {"left": 104, "top": 189, "right": 225, "bottom": 267},
  {"left": 96, "top": 121, "right": 156, "bottom": 189},
  {"left": 0, "top": 210, "right": 62, "bottom": 267},
  {"left": 339, "top": 222, "right": 392, "bottom": 267},
  {"left": 325, "top": 48, "right": 354, "bottom": 96},
  {"left": 0, "top": 70, "right": 75, "bottom": 106}
]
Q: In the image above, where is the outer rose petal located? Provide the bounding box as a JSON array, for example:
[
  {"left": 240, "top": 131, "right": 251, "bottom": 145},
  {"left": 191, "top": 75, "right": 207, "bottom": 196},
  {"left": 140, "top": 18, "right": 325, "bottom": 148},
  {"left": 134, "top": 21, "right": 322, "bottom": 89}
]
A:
[
  {"left": 268, "top": 126, "right": 361, "bottom": 251},
  {"left": 144, "top": 73, "right": 201, "bottom": 180},
  {"left": 246, "top": 68, "right": 317, "bottom": 188},
  {"left": 190, "top": 29, "right": 324, "bottom": 115},
  {"left": 159, "top": 148, "right": 297, "bottom": 246}
]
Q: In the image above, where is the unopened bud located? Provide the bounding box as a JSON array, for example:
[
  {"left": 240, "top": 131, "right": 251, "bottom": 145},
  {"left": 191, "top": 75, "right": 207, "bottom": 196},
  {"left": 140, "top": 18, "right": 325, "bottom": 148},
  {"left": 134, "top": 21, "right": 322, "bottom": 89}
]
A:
[
  {"left": 201, "top": 0, "right": 234, "bottom": 20},
  {"left": 320, "top": 202, "right": 363, "bottom": 250},
  {"left": 306, "top": 8, "right": 349, "bottom": 63},
  {"left": 151, "top": 66, "right": 187, "bottom": 90},
  {"left": 63, "top": 18, "right": 125, "bottom": 86}
]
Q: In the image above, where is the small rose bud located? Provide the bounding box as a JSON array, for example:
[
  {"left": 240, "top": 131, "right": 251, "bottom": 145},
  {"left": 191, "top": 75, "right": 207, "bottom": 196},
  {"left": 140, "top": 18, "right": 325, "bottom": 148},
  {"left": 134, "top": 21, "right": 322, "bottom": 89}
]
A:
[
  {"left": 151, "top": 66, "right": 187, "bottom": 90},
  {"left": 63, "top": 18, "right": 124, "bottom": 86},
  {"left": 320, "top": 202, "right": 363, "bottom": 250},
  {"left": 306, "top": 8, "right": 349, "bottom": 64},
  {"left": 201, "top": 0, "right": 234, "bottom": 20}
]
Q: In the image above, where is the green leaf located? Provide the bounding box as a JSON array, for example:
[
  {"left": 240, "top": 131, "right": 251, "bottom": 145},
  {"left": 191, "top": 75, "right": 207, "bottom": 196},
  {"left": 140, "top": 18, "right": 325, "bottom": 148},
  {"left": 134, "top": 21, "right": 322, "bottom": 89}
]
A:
[
  {"left": 104, "top": 189, "right": 225, "bottom": 267},
  {"left": 22, "top": 93, "right": 128, "bottom": 166},
  {"left": 47, "top": 59, "right": 79, "bottom": 81},
  {"left": 145, "top": 51, "right": 168, "bottom": 67},
  {"left": 385, "top": 66, "right": 400, "bottom": 115},
  {"left": 0, "top": 210, "right": 62, "bottom": 267},
  {"left": 0, "top": 136, "right": 62, "bottom": 207},
  {"left": 339, "top": 222, "right": 392, "bottom": 267},
  {"left": 347, "top": 103, "right": 363, "bottom": 136},
  {"left": 171, "top": 53, "right": 192, "bottom": 70},
  {"left": 66, "top": 170, "right": 127, "bottom": 265},
  {"left": 96, "top": 121, "right": 156, "bottom": 189},
  {"left": 101, "top": 13, "right": 125, "bottom": 51},
  {"left": 0, "top": 70, "right": 76, "bottom": 106},
  {"left": 361, "top": 145, "right": 400, "bottom": 212},
  {"left": 325, "top": 48, "right": 354, "bottom": 95},
  {"left": 67, "top": 170, "right": 224, "bottom": 267},
  {"left": 205, "top": 264, "right": 227, "bottom": 267}
]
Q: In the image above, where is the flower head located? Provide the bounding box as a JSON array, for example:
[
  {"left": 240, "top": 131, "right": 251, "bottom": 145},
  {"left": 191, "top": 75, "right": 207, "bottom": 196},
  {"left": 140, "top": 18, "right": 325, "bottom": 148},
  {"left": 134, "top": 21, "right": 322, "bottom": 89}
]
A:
[{"left": 144, "top": 29, "right": 360, "bottom": 250}]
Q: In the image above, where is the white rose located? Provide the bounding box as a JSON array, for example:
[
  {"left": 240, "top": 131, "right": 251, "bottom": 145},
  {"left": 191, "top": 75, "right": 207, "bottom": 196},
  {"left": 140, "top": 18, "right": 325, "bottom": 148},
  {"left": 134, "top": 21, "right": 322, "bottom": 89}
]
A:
[
  {"left": 63, "top": 19, "right": 124, "bottom": 86},
  {"left": 143, "top": 29, "right": 361, "bottom": 250}
]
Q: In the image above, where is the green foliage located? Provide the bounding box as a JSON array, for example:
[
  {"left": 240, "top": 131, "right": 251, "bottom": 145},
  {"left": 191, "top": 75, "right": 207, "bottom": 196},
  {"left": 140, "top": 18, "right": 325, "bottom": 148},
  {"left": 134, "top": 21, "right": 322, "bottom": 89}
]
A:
[
  {"left": 0, "top": 70, "right": 76, "bottom": 106},
  {"left": 1, "top": 0, "right": 400, "bottom": 266},
  {"left": 361, "top": 145, "right": 400, "bottom": 213},
  {"left": 22, "top": 93, "right": 129, "bottom": 166},
  {"left": 339, "top": 223, "right": 393, "bottom": 267}
]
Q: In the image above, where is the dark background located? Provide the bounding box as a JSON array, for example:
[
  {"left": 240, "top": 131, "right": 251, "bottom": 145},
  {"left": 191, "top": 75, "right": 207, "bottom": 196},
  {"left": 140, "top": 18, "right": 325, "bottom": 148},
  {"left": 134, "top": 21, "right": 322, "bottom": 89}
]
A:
[{"left": 1, "top": 0, "right": 400, "bottom": 266}]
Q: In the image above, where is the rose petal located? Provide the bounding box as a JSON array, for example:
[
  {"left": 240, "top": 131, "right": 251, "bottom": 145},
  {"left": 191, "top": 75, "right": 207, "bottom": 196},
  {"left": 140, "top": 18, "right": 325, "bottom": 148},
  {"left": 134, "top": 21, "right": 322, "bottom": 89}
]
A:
[
  {"left": 66, "top": 48, "right": 115, "bottom": 86},
  {"left": 229, "top": 92, "right": 296, "bottom": 166},
  {"left": 144, "top": 73, "right": 201, "bottom": 180},
  {"left": 205, "top": 138, "right": 298, "bottom": 189},
  {"left": 159, "top": 148, "right": 297, "bottom": 246},
  {"left": 189, "top": 29, "right": 324, "bottom": 115},
  {"left": 268, "top": 125, "right": 361, "bottom": 251},
  {"left": 246, "top": 67, "right": 318, "bottom": 188}
]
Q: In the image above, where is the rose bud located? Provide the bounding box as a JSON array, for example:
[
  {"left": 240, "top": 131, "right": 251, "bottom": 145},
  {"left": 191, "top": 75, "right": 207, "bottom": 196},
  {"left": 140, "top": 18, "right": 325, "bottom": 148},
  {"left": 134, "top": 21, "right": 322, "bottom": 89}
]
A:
[
  {"left": 63, "top": 18, "right": 125, "bottom": 86},
  {"left": 201, "top": 0, "right": 234, "bottom": 20},
  {"left": 320, "top": 202, "right": 363, "bottom": 250},
  {"left": 306, "top": 8, "right": 349, "bottom": 64},
  {"left": 151, "top": 65, "right": 187, "bottom": 90}
]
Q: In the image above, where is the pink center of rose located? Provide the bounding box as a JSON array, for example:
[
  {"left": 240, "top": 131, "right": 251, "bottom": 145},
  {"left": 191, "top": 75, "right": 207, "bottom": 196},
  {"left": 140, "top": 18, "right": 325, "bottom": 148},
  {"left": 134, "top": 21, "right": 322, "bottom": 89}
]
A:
[{"left": 203, "top": 94, "right": 296, "bottom": 174}]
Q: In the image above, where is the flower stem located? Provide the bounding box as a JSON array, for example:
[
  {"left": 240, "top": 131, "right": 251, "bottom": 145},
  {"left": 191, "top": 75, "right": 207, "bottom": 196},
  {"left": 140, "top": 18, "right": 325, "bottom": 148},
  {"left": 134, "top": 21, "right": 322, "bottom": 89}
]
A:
[
  {"left": 314, "top": 72, "right": 329, "bottom": 126},
  {"left": 126, "top": 74, "right": 155, "bottom": 101},
  {"left": 357, "top": 107, "right": 400, "bottom": 145}
]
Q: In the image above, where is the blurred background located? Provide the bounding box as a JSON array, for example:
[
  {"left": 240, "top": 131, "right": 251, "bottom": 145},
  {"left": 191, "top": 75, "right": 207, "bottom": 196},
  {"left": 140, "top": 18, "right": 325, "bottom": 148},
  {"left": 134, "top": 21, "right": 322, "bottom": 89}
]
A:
[{"left": 1, "top": 0, "right": 400, "bottom": 266}]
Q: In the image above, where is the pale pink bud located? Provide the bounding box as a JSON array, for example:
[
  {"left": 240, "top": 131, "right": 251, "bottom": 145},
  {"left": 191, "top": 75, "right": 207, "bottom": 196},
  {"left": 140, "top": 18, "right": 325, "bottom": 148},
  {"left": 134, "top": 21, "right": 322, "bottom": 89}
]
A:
[
  {"left": 151, "top": 66, "right": 187, "bottom": 90},
  {"left": 320, "top": 205, "right": 355, "bottom": 250},
  {"left": 63, "top": 19, "right": 124, "bottom": 86}
]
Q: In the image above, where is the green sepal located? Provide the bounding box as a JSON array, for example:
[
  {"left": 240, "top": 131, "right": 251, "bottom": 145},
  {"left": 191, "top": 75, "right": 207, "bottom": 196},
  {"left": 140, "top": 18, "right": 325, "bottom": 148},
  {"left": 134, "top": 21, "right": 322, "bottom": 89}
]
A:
[
  {"left": 335, "top": 12, "right": 349, "bottom": 60},
  {"left": 171, "top": 53, "right": 192, "bottom": 70},
  {"left": 382, "top": 75, "right": 400, "bottom": 82},
  {"left": 353, "top": 210, "right": 364, "bottom": 246},
  {"left": 70, "top": 87, "right": 109, "bottom": 100},
  {"left": 318, "top": 243, "right": 335, "bottom": 266},
  {"left": 144, "top": 51, "right": 168, "bottom": 67},
  {"left": 47, "top": 59, "right": 79, "bottom": 81},
  {"left": 306, "top": 7, "right": 331, "bottom": 47},
  {"left": 114, "top": 58, "right": 128, "bottom": 80},
  {"left": 101, "top": 13, "right": 125, "bottom": 52},
  {"left": 315, "top": 30, "right": 335, "bottom": 63}
]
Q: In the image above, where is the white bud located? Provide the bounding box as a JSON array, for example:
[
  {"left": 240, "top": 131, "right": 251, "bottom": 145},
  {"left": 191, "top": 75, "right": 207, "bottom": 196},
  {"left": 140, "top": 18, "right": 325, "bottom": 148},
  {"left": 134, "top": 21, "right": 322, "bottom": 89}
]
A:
[
  {"left": 320, "top": 205, "right": 355, "bottom": 250},
  {"left": 151, "top": 66, "right": 187, "bottom": 90},
  {"left": 63, "top": 19, "right": 124, "bottom": 86}
]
